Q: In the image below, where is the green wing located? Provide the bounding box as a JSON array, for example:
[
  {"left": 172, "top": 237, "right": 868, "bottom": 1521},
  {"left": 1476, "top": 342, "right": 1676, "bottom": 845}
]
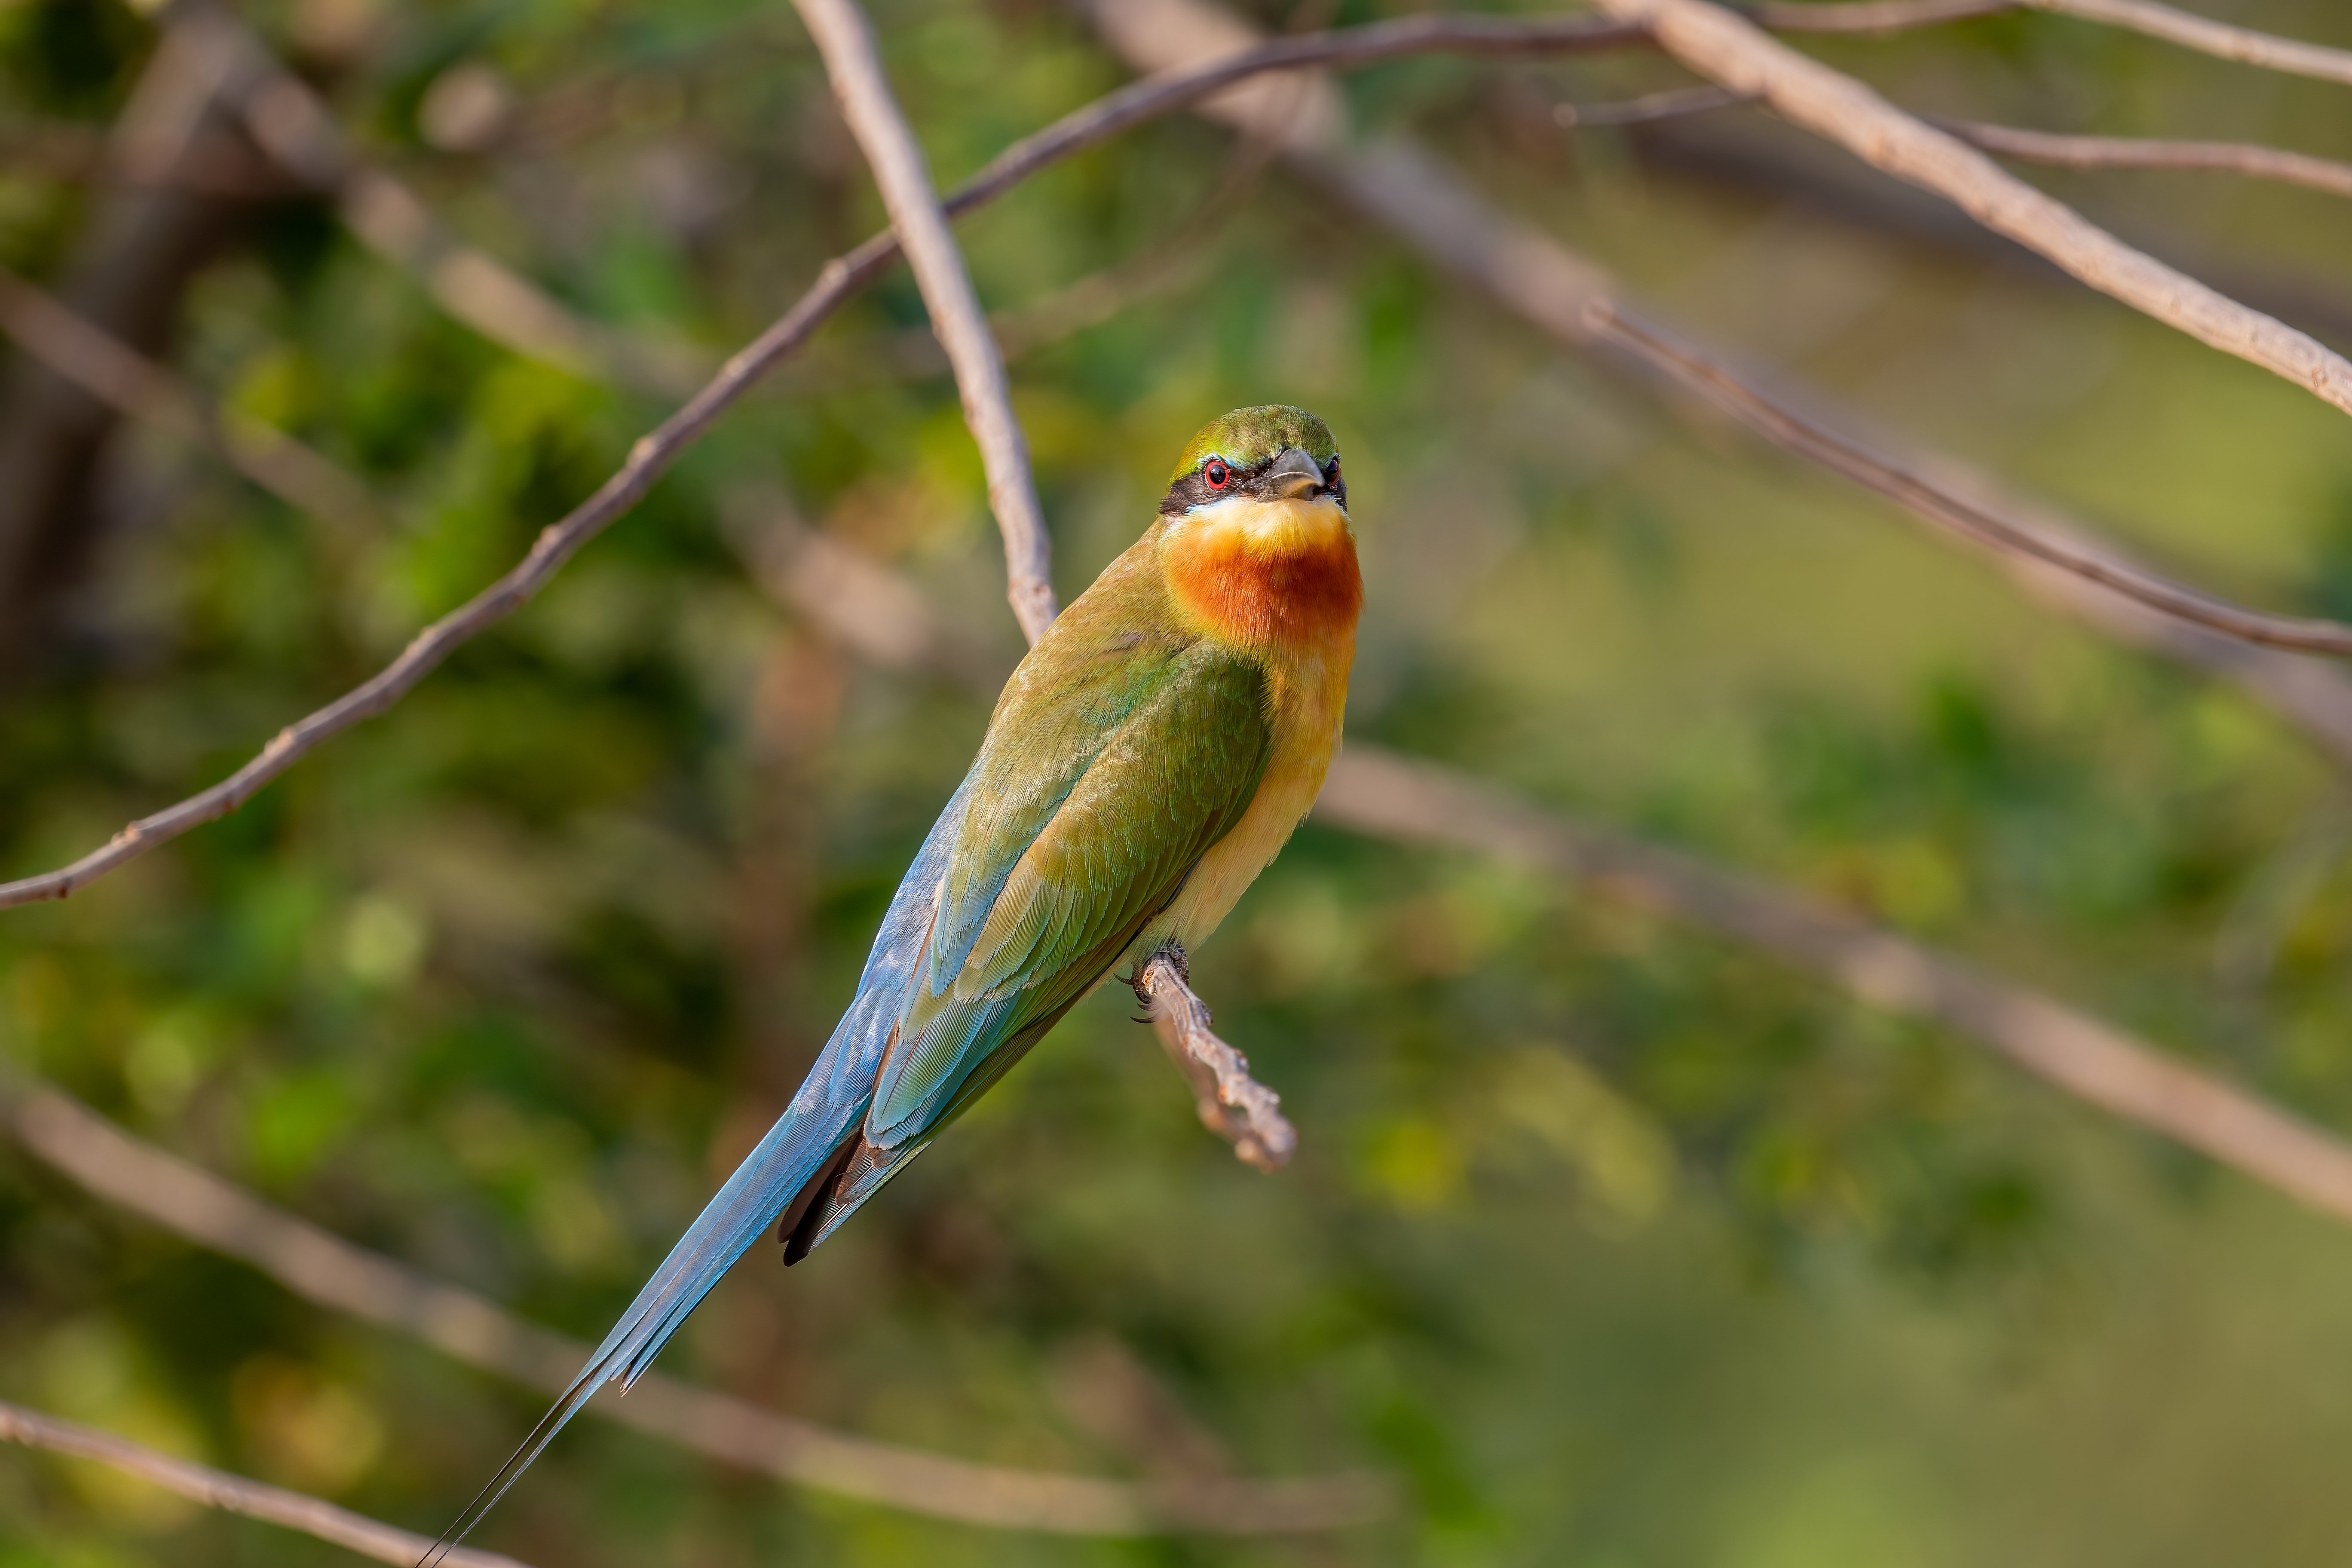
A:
[{"left": 866, "top": 639, "right": 1273, "bottom": 1146}]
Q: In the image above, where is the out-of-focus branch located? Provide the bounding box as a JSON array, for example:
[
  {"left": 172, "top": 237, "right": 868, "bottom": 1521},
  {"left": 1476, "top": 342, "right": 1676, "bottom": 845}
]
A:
[
  {"left": 0, "top": 1400, "right": 530, "bottom": 1568},
  {"left": 0, "top": 265, "right": 377, "bottom": 530},
  {"left": 1557, "top": 84, "right": 1755, "bottom": 126},
  {"left": 793, "top": 0, "right": 1057, "bottom": 644},
  {"left": 22, "top": 7, "right": 2352, "bottom": 910},
  {"left": 0, "top": 1076, "right": 1391, "bottom": 1534},
  {"left": 1937, "top": 117, "right": 2352, "bottom": 201},
  {"left": 1593, "top": 0, "right": 2352, "bottom": 420},
  {"left": 2028, "top": 0, "right": 2352, "bottom": 88},
  {"left": 0, "top": 113, "right": 291, "bottom": 194},
  {"left": 1133, "top": 947, "right": 1296, "bottom": 1173},
  {"left": 157, "top": 1, "right": 711, "bottom": 394},
  {"left": 1315, "top": 747, "right": 2352, "bottom": 1227},
  {"left": 0, "top": 3, "right": 261, "bottom": 672}
]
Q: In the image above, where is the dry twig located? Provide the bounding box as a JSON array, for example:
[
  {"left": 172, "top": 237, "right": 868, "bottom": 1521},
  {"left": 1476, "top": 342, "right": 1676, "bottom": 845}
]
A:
[
  {"left": 1133, "top": 948, "right": 1297, "bottom": 1172},
  {"left": 0, "top": 1075, "right": 1390, "bottom": 1534},
  {"left": 1592, "top": 0, "right": 2352, "bottom": 419},
  {"left": 1553, "top": 90, "right": 2352, "bottom": 206},
  {"left": 1939, "top": 117, "right": 2352, "bottom": 201},
  {"left": 2029, "top": 0, "right": 2352, "bottom": 87},
  {"left": 793, "top": 0, "right": 1058, "bottom": 644},
  {"left": 1751, "top": 0, "right": 2018, "bottom": 30},
  {"left": 0, "top": 1399, "right": 531, "bottom": 1568},
  {"left": 1587, "top": 304, "right": 2352, "bottom": 655},
  {"left": 1315, "top": 747, "right": 2352, "bottom": 1227}
]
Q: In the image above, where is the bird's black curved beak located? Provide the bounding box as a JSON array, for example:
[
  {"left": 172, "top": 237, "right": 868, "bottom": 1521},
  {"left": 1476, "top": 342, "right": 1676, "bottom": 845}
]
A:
[{"left": 1262, "top": 446, "right": 1326, "bottom": 501}]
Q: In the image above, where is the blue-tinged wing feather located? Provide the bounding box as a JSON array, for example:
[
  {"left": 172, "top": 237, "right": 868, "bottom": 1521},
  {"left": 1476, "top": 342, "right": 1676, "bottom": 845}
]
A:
[{"left": 864, "top": 645, "right": 1272, "bottom": 1148}]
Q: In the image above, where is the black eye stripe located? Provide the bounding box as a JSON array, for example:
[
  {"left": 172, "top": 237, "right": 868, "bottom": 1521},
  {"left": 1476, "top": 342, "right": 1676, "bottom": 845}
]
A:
[{"left": 1157, "top": 451, "right": 1346, "bottom": 515}]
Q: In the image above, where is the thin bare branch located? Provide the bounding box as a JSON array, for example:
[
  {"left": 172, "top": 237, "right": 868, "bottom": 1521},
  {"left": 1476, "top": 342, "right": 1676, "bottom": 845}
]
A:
[
  {"left": 18, "top": 7, "right": 2352, "bottom": 912},
  {"left": 0, "top": 264, "right": 377, "bottom": 529},
  {"left": 1133, "top": 948, "right": 1297, "bottom": 1172},
  {"left": 1588, "top": 303, "right": 2352, "bottom": 654},
  {"left": 1749, "top": 0, "right": 2019, "bottom": 31},
  {"left": 0, "top": 1400, "right": 531, "bottom": 1568},
  {"left": 1557, "top": 92, "right": 2352, "bottom": 204},
  {"left": 1911, "top": 465, "right": 2352, "bottom": 771},
  {"left": 0, "top": 1075, "right": 1391, "bottom": 1534},
  {"left": 1316, "top": 747, "right": 2352, "bottom": 1228},
  {"left": 1939, "top": 116, "right": 2352, "bottom": 200},
  {"left": 793, "top": 0, "right": 1058, "bottom": 644},
  {"left": 2028, "top": 0, "right": 2352, "bottom": 88},
  {"left": 1592, "top": 0, "right": 2352, "bottom": 420}
]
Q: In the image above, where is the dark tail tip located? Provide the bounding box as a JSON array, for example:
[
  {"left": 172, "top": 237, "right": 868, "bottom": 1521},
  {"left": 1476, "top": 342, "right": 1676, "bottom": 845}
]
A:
[{"left": 413, "top": 1379, "right": 597, "bottom": 1567}]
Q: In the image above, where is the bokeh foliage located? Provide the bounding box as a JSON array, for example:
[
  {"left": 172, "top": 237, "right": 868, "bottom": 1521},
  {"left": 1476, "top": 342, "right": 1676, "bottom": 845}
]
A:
[{"left": 9, "top": 0, "right": 2352, "bottom": 1563}]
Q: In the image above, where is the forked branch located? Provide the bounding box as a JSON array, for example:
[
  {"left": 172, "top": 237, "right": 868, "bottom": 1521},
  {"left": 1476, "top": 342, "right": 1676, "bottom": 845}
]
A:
[
  {"left": 1592, "top": 0, "right": 2352, "bottom": 419},
  {"left": 1938, "top": 117, "right": 2352, "bottom": 201},
  {"left": 2030, "top": 0, "right": 2352, "bottom": 88}
]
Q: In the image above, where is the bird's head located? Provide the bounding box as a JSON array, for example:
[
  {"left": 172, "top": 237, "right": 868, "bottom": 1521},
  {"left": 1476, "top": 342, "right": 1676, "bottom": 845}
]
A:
[
  {"left": 1160, "top": 404, "right": 1347, "bottom": 517},
  {"left": 1156, "top": 405, "right": 1360, "bottom": 656}
]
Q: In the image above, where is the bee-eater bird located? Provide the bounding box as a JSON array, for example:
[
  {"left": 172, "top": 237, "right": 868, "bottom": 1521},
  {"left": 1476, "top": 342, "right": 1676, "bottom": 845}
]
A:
[{"left": 425, "top": 405, "right": 1360, "bottom": 1560}]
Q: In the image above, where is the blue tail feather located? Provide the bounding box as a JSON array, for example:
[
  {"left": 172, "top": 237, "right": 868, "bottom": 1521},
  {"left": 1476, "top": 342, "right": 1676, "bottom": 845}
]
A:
[{"left": 416, "top": 776, "right": 977, "bottom": 1566}]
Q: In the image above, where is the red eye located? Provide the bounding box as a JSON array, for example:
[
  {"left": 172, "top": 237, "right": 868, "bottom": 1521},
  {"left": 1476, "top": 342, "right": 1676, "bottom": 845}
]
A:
[{"left": 1203, "top": 458, "right": 1230, "bottom": 490}]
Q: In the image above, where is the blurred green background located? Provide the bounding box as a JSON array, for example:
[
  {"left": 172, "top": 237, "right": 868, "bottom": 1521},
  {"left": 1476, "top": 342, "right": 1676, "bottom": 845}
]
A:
[{"left": 9, "top": 0, "right": 2352, "bottom": 1562}]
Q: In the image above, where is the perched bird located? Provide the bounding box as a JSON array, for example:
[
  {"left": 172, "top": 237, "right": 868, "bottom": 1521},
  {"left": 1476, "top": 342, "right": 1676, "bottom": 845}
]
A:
[{"left": 426, "top": 405, "right": 1360, "bottom": 1559}]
